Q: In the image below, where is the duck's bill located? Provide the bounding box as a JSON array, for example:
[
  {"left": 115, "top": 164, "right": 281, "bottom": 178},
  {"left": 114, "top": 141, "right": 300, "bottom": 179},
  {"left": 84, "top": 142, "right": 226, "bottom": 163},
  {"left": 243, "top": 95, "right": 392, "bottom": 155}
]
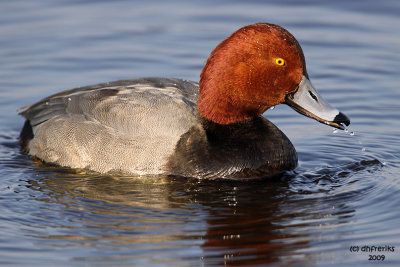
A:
[{"left": 285, "top": 76, "right": 350, "bottom": 130}]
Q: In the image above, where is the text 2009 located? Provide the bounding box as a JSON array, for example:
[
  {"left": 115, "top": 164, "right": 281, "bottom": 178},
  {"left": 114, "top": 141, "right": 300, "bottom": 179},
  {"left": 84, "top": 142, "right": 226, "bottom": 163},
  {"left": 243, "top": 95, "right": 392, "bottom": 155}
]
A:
[{"left": 369, "top": 255, "right": 385, "bottom": 261}]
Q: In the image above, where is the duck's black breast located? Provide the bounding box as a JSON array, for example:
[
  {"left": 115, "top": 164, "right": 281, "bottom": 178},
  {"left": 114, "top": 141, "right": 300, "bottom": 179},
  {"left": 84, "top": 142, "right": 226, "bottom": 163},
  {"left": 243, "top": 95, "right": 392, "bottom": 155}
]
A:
[{"left": 166, "top": 116, "right": 298, "bottom": 179}]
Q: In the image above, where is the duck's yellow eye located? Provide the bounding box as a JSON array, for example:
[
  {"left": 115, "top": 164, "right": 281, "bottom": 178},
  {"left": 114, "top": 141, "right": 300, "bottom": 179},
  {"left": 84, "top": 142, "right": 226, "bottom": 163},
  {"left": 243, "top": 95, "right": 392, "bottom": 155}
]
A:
[{"left": 275, "top": 58, "right": 286, "bottom": 66}]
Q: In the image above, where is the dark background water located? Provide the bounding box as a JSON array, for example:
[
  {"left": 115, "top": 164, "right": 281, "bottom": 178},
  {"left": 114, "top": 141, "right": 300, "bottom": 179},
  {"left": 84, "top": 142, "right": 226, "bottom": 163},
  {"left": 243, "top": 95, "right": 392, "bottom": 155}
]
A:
[{"left": 1, "top": 0, "right": 400, "bottom": 266}]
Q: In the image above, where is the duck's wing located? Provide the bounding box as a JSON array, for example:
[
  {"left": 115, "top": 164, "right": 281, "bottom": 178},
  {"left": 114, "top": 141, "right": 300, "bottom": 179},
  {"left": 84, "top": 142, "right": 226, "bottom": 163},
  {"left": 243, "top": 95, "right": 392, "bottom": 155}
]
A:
[{"left": 20, "top": 78, "right": 199, "bottom": 136}]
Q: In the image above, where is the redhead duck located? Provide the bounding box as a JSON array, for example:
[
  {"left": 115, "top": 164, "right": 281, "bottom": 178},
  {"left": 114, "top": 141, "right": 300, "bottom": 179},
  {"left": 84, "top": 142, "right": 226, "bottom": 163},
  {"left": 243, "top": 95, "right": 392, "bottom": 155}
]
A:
[{"left": 19, "top": 23, "right": 350, "bottom": 179}]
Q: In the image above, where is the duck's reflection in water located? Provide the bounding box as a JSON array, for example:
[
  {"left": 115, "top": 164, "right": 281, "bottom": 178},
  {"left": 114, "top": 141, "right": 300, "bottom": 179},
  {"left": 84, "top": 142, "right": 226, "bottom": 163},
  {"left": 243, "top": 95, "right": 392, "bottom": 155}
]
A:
[{"left": 26, "top": 169, "right": 354, "bottom": 265}]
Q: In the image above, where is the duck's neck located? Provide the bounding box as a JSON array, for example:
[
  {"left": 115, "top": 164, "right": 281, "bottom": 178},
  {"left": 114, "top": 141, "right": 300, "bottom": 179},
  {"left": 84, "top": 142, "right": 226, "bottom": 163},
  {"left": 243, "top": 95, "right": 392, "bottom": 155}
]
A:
[
  {"left": 197, "top": 90, "right": 268, "bottom": 125},
  {"left": 199, "top": 115, "right": 262, "bottom": 139}
]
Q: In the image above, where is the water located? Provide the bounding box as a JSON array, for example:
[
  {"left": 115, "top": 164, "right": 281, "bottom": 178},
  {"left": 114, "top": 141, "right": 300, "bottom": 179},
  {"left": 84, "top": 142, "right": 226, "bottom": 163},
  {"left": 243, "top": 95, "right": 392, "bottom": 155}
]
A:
[{"left": 1, "top": 0, "right": 400, "bottom": 266}]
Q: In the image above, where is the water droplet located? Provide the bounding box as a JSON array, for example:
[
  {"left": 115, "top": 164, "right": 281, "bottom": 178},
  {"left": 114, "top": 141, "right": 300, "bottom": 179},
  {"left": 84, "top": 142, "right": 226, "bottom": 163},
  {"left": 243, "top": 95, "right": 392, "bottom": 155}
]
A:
[
  {"left": 332, "top": 129, "right": 338, "bottom": 134},
  {"left": 362, "top": 147, "right": 366, "bottom": 152},
  {"left": 350, "top": 131, "right": 355, "bottom": 136},
  {"left": 344, "top": 128, "right": 349, "bottom": 133},
  {"left": 270, "top": 106, "right": 275, "bottom": 110}
]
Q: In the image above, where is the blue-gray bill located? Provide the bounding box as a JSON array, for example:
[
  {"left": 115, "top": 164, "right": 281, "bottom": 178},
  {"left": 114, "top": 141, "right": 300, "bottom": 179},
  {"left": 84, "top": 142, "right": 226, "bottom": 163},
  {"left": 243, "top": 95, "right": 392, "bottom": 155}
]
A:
[{"left": 285, "top": 76, "right": 350, "bottom": 130}]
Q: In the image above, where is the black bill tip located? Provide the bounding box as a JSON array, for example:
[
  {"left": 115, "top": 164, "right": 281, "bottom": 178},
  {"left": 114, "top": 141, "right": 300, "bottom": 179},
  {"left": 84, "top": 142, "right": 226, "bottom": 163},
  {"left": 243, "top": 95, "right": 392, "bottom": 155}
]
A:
[
  {"left": 334, "top": 112, "right": 350, "bottom": 127},
  {"left": 327, "top": 112, "right": 350, "bottom": 130}
]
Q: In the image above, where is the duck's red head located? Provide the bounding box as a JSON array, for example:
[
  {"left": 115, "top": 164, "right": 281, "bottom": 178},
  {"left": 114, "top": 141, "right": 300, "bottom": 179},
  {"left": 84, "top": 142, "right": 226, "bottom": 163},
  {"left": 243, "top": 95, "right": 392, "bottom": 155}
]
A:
[
  {"left": 199, "top": 23, "right": 305, "bottom": 124},
  {"left": 198, "top": 23, "right": 350, "bottom": 129}
]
